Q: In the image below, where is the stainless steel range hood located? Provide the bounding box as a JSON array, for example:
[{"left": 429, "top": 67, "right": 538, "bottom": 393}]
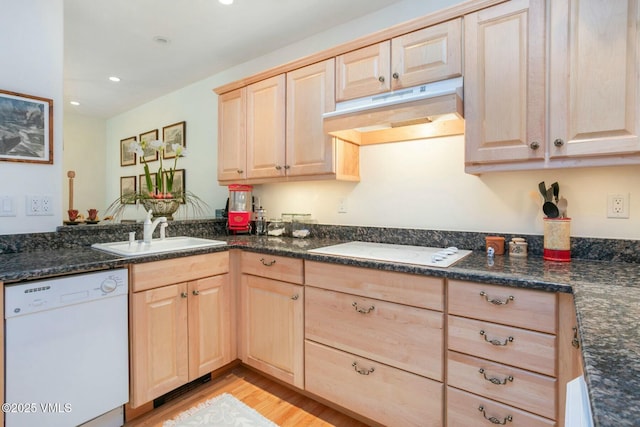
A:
[{"left": 323, "top": 77, "right": 464, "bottom": 145}]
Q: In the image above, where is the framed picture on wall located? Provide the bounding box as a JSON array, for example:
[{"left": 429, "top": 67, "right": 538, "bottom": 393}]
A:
[
  {"left": 120, "top": 176, "right": 136, "bottom": 204},
  {"left": 162, "top": 121, "right": 186, "bottom": 159},
  {"left": 139, "top": 129, "right": 158, "bottom": 163},
  {"left": 139, "top": 172, "right": 157, "bottom": 196},
  {"left": 164, "top": 169, "right": 185, "bottom": 203},
  {"left": 120, "top": 136, "right": 136, "bottom": 166},
  {"left": 0, "top": 89, "right": 53, "bottom": 164}
]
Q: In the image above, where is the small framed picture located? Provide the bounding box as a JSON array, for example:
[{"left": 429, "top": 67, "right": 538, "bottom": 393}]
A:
[
  {"left": 165, "top": 169, "right": 185, "bottom": 203},
  {"left": 0, "top": 89, "right": 53, "bottom": 164},
  {"left": 120, "top": 136, "right": 136, "bottom": 166},
  {"left": 162, "top": 121, "right": 186, "bottom": 159},
  {"left": 139, "top": 173, "right": 157, "bottom": 195},
  {"left": 120, "top": 176, "right": 136, "bottom": 204},
  {"left": 139, "top": 129, "right": 158, "bottom": 163}
]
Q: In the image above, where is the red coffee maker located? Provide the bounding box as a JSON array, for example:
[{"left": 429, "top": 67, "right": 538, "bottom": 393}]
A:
[{"left": 227, "top": 184, "right": 253, "bottom": 233}]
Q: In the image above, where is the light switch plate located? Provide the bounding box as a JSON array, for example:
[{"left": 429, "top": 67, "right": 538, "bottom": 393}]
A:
[{"left": 0, "top": 196, "right": 16, "bottom": 217}]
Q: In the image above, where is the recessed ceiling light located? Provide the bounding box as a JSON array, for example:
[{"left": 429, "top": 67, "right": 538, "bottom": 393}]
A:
[
  {"left": 109, "top": 76, "right": 121, "bottom": 82},
  {"left": 219, "top": 0, "right": 233, "bottom": 5},
  {"left": 70, "top": 101, "right": 80, "bottom": 106},
  {"left": 153, "top": 36, "right": 171, "bottom": 45}
]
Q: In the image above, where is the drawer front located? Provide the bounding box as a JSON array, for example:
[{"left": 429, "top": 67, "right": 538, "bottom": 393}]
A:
[
  {"left": 131, "top": 251, "right": 229, "bottom": 292},
  {"left": 448, "top": 316, "right": 556, "bottom": 377},
  {"left": 240, "top": 251, "right": 303, "bottom": 284},
  {"left": 447, "top": 387, "right": 556, "bottom": 427},
  {"left": 447, "top": 351, "right": 557, "bottom": 419},
  {"left": 448, "top": 280, "right": 557, "bottom": 334},
  {"left": 305, "top": 340, "right": 443, "bottom": 427},
  {"left": 306, "top": 286, "right": 443, "bottom": 380},
  {"left": 305, "top": 260, "right": 444, "bottom": 310}
]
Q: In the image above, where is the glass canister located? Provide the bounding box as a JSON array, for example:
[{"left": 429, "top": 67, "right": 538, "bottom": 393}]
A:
[
  {"left": 267, "top": 218, "right": 285, "bottom": 236},
  {"left": 291, "top": 213, "right": 311, "bottom": 238}
]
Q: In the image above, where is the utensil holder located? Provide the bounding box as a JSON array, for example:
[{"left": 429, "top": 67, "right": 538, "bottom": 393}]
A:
[{"left": 543, "top": 218, "right": 571, "bottom": 261}]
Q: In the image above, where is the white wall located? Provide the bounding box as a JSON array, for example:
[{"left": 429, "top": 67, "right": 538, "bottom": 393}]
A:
[
  {"left": 102, "top": 0, "right": 640, "bottom": 239},
  {"left": 63, "top": 112, "right": 106, "bottom": 217},
  {"left": 0, "top": 0, "right": 64, "bottom": 235}
]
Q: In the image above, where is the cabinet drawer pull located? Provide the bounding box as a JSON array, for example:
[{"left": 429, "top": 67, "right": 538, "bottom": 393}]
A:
[
  {"left": 480, "top": 330, "right": 514, "bottom": 346},
  {"left": 192, "top": 290, "right": 200, "bottom": 296},
  {"left": 479, "top": 368, "right": 514, "bottom": 385},
  {"left": 478, "top": 405, "right": 513, "bottom": 425},
  {"left": 572, "top": 326, "right": 580, "bottom": 349},
  {"left": 378, "top": 75, "right": 385, "bottom": 83},
  {"left": 352, "top": 302, "right": 375, "bottom": 314},
  {"left": 479, "top": 291, "right": 515, "bottom": 306},
  {"left": 352, "top": 361, "right": 375, "bottom": 375},
  {"left": 259, "top": 258, "right": 276, "bottom": 266},
  {"left": 180, "top": 292, "right": 188, "bottom": 298},
  {"left": 291, "top": 294, "right": 299, "bottom": 300}
]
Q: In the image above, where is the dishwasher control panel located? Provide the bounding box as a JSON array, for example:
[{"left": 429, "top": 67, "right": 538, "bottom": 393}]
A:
[{"left": 5, "top": 268, "right": 128, "bottom": 318}]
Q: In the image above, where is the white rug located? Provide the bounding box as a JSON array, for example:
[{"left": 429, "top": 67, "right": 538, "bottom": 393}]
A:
[{"left": 163, "top": 393, "right": 279, "bottom": 427}]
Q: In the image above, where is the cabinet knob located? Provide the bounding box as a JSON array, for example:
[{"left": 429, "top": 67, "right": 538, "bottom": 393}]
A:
[
  {"left": 284, "top": 165, "right": 290, "bottom": 170},
  {"left": 554, "top": 138, "right": 565, "bottom": 147},
  {"left": 275, "top": 165, "right": 282, "bottom": 170},
  {"left": 291, "top": 294, "right": 299, "bottom": 300},
  {"left": 392, "top": 72, "right": 399, "bottom": 80},
  {"left": 192, "top": 290, "right": 200, "bottom": 296},
  {"left": 237, "top": 169, "right": 244, "bottom": 174},
  {"left": 181, "top": 292, "right": 188, "bottom": 298},
  {"left": 529, "top": 141, "right": 540, "bottom": 150},
  {"left": 378, "top": 76, "right": 385, "bottom": 83}
]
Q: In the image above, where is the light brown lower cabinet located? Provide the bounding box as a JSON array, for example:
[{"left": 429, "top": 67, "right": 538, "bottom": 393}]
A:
[{"left": 129, "top": 252, "right": 233, "bottom": 408}]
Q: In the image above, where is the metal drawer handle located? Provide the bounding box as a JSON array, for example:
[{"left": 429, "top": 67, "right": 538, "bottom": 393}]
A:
[
  {"left": 352, "top": 302, "right": 375, "bottom": 314},
  {"left": 260, "top": 258, "right": 276, "bottom": 266},
  {"left": 479, "top": 368, "right": 514, "bottom": 385},
  {"left": 378, "top": 75, "right": 385, "bottom": 83},
  {"left": 529, "top": 141, "right": 540, "bottom": 150},
  {"left": 480, "top": 330, "right": 514, "bottom": 346},
  {"left": 352, "top": 362, "right": 375, "bottom": 375},
  {"left": 480, "top": 291, "right": 514, "bottom": 305},
  {"left": 192, "top": 290, "right": 200, "bottom": 296},
  {"left": 180, "top": 292, "right": 188, "bottom": 298},
  {"left": 478, "top": 405, "right": 513, "bottom": 424},
  {"left": 572, "top": 326, "right": 580, "bottom": 349},
  {"left": 291, "top": 294, "right": 299, "bottom": 300}
]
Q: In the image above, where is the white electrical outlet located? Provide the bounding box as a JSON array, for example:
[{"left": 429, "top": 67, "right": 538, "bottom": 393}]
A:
[
  {"left": 0, "top": 196, "right": 16, "bottom": 217},
  {"left": 26, "top": 195, "right": 54, "bottom": 216},
  {"left": 607, "top": 193, "right": 630, "bottom": 219}
]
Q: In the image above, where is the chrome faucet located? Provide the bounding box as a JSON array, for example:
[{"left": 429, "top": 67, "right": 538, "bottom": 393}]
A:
[{"left": 143, "top": 209, "right": 168, "bottom": 244}]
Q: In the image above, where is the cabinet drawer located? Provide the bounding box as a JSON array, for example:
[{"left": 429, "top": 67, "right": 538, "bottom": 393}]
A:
[
  {"left": 448, "top": 280, "right": 557, "bottom": 334},
  {"left": 131, "top": 252, "right": 229, "bottom": 292},
  {"left": 447, "top": 387, "right": 555, "bottom": 427},
  {"left": 448, "top": 316, "right": 556, "bottom": 377},
  {"left": 240, "top": 252, "right": 303, "bottom": 284},
  {"left": 305, "top": 261, "right": 443, "bottom": 310},
  {"left": 306, "top": 286, "right": 443, "bottom": 380},
  {"left": 447, "top": 351, "right": 556, "bottom": 419},
  {"left": 305, "top": 340, "right": 443, "bottom": 427}
]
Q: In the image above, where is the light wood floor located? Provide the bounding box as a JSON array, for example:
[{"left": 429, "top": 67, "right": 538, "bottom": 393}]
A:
[{"left": 124, "top": 366, "right": 370, "bottom": 427}]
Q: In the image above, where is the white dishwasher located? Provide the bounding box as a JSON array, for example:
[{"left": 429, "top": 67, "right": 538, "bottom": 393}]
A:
[{"left": 5, "top": 268, "right": 129, "bottom": 427}]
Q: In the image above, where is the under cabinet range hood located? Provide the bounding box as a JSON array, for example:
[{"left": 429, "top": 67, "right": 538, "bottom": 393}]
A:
[{"left": 323, "top": 77, "right": 464, "bottom": 145}]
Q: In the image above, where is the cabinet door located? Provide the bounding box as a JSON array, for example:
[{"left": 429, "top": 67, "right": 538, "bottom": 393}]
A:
[
  {"left": 286, "top": 59, "right": 335, "bottom": 176},
  {"left": 391, "top": 18, "right": 462, "bottom": 90},
  {"left": 130, "top": 283, "right": 189, "bottom": 407},
  {"left": 240, "top": 274, "right": 304, "bottom": 388},
  {"left": 549, "top": 0, "right": 640, "bottom": 158},
  {"left": 188, "top": 275, "right": 233, "bottom": 379},
  {"left": 336, "top": 41, "right": 391, "bottom": 101},
  {"left": 464, "top": 0, "right": 546, "bottom": 165},
  {"left": 246, "top": 74, "right": 286, "bottom": 179},
  {"left": 218, "top": 88, "right": 246, "bottom": 181}
]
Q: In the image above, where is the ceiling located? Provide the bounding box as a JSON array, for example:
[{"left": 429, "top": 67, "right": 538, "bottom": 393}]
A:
[{"left": 63, "top": 0, "right": 407, "bottom": 119}]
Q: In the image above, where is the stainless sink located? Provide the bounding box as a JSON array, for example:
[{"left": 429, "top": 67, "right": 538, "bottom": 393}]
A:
[{"left": 92, "top": 236, "right": 227, "bottom": 257}]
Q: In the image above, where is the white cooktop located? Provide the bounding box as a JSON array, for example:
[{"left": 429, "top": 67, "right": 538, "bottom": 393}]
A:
[{"left": 308, "top": 241, "right": 472, "bottom": 268}]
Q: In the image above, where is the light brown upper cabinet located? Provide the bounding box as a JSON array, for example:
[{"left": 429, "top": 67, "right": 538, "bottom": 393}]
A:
[
  {"left": 217, "top": 59, "right": 359, "bottom": 184},
  {"left": 465, "top": 0, "right": 640, "bottom": 173},
  {"left": 464, "top": 0, "right": 546, "bottom": 167},
  {"left": 217, "top": 88, "right": 246, "bottom": 181},
  {"left": 336, "top": 18, "right": 462, "bottom": 102},
  {"left": 548, "top": 0, "right": 640, "bottom": 159}
]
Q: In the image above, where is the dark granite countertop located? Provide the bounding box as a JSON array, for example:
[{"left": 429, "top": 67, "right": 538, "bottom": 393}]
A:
[{"left": 0, "top": 235, "right": 637, "bottom": 426}]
